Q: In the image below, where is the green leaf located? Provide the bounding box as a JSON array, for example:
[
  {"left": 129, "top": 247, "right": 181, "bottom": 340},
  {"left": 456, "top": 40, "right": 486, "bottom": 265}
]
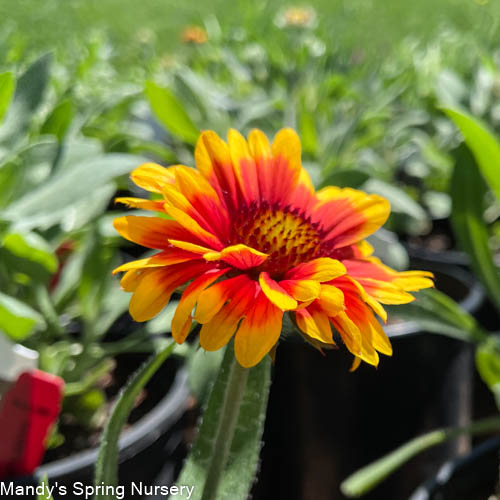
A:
[
  {"left": 4, "top": 153, "right": 145, "bottom": 230},
  {"left": 177, "top": 344, "right": 271, "bottom": 500},
  {"left": 41, "top": 99, "right": 74, "bottom": 140},
  {"left": 2, "top": 232, "right": 58, "bottom": 273},
  {"left": 443, "top": 106, "right": 500, "bottom": 204},
  {"left": 300, "top": 111, "right": 318, "bottom": 155},
  {"left": 0, "top": 54, "right": 52, "bottom": 144},
  {"left": 450, "top": 146, "right": 500, "bottom": 311},
  {"left": 145, "top": 81, "right": 199, "bottom": 144},
  {"left": 476, "top": 336, "right": 500, "bottom": 410},
  {"left": 387, "top": 288, "right": 486, "bottom": 344},
  {"left": 95, "top": 341, "right": 176, "bottom": 499},
  {"left": 0, "top": 72, "right": 15, "bottom": 123},
  {"left": 0, "top": 291, "right": 45, "bottom": 341},
  {"left": 321, "top": 169, "right": 370, "bottom": 189}
]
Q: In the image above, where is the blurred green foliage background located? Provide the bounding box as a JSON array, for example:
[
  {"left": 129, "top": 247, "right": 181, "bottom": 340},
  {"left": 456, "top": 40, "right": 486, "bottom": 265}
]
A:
[
  {"left": 2, "top": 0, "right": 499, "bottom": 69},
  {"left": 2, "top": 0, "right": 500, "bottom": 465}
]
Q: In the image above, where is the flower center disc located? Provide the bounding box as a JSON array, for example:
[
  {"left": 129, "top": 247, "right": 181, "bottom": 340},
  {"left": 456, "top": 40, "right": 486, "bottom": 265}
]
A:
[{"left": 233, "top": 202, "right": 321, "bottom": 277}]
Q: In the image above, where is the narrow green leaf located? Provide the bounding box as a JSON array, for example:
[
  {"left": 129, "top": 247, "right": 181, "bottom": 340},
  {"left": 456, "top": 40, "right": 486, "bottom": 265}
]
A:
[
  {"left": 387, "top": 288, "right": 486, "bottom": 344},
  {"left": 0, "top": 291, "right": 45, "bottom": 341},
  {"left": 443, "top": 106, "right": 500, "bottom": 204},
  {"left": 300, "top": 111, "right": 318, "bottom": 155},
  {"left": 450, "top": 146, "right": 500, "bottom": 311},
  {"left": 177, "top": 344, "right": 271, "bottom": 500},
  {"left": 341, "top": 430, "right": 445, "bottom": 497},
  {"left": 0, "top": 72, "right": 15, "bottom": 123},
  {"left": 95, "top": 341, "right": 176, "bottom": 499},
  {"left": 2, "top": 232, "right": 58, "bottom": 273},
  {"left": 341, "top": 416, "right": 500, "bottom": 498},
  {"left": 145, "top": 81, "right": 199, "bottom": 144},
  {"left": 0, "top": 54, "right": 52, "bottom": 143}
]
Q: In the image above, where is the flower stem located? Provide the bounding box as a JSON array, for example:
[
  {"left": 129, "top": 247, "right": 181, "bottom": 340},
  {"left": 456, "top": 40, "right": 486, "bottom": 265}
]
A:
[{"left": 201, "top": 355, "right": 249, "bottom": 500}]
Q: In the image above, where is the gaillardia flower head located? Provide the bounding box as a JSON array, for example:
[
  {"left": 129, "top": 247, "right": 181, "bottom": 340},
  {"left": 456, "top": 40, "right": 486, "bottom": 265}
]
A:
[{"left": 113, "top": 129, "right": 433, "bottom": 368}]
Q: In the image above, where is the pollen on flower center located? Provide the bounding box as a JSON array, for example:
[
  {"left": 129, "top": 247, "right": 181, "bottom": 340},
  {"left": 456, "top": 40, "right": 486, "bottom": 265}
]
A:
[{"left": 232, "top": 201, "right": 322, "bottom": 276}]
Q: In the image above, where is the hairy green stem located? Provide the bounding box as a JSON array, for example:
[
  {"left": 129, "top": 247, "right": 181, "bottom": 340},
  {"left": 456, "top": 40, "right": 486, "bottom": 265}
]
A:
[{"left": 201, "top": 357, "right": 249, "bottom": 500}]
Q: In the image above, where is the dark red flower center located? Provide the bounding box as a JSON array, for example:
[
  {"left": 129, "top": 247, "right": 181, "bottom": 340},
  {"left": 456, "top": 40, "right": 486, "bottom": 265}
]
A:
[{"left": 232, "top": 201, "right": 322, "bottom": 276}]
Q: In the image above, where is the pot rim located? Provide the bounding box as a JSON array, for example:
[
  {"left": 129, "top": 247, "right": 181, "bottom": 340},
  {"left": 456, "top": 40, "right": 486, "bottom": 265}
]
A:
[
  {"left": 34, "top": 366, "right": 189, "bottom": 481},
  {"left": 385, "top": 263, "right": 484, "bottom": 339}
]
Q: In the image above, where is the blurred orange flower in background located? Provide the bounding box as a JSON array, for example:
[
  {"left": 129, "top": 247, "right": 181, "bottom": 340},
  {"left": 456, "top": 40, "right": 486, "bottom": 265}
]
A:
[
  {"left": 113, "top": 129, "right": 433, "bottom": 368},
  {"left": 180, "top": 25, "right": 208, "bottom": 44}
]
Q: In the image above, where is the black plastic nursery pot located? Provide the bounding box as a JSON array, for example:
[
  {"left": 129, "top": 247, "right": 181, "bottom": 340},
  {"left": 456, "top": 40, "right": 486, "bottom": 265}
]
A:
[
  {"left": 253, "top": 261, "right": 485, "bottom": 500},
  {"left": 403, "top": 216, "right": 469, "bottom": 268},
  {"left": 409, "top": 436, "right": 500, "bottom": 500},
  {"left": 0, "top": 356, "right": 190, "bottom": 500}
]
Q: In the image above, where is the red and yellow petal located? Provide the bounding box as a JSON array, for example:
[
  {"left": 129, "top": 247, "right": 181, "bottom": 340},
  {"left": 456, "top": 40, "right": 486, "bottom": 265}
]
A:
[
  {"left": 128, "top": 261, "right": 212, "bottom": 322},
  {"left": 195, "top": 274, "right": 253, "bottom": 324},
  {"left": 279, "top": 279, "right": 321, "bottom": 302},
  {"left": 167, "top": 239, "right": 213, "bottom": 255},
  {"left": 120, "top": 268, "right": 151, "bottom": 292},
  {"left": 344, "top": 257, "right": 434, "bottom": 292},
  {"left": 199, "top": 279, "right": 258, "bottom": 351},
  {"left": 234, "top": 290, "right": 282, "bottom": 368},
  {"left": 248, "top": 129, "right": 272, "bottom": 162},
  {"left": 259, "top": 272, "right": 298, "bottom": 310},
  {"left": 288, "top": 167, "right": 317, "bottom": 213},
  {"left": 228, "top": 129, "right": 260, "bottom": 204},
  {"left": 171, "top": 268, "right": 230, "bottom": 344},
  {"left": 113, "top": 215, "right": 202, "bottom": 249},
  {"left": 331, "top": 275, "right": 387, "bottom": 322},
  {"left": 165, "top": 206, "right": 223, "bottom": 250},
  {"left": 173, "top": 165, "right": 231, "bottom": 240},
  {"left": 115, "top": 197, "right": 166, "bottom": 212},
  {"left": 285, "top": 257, "right": 346, "bottom": 282},
  {"left": 341, "top": 290, "right": 393, "bottom": 363},
  {"left": 295, "top": 304, "right": 335, "bottom": 344},
  {"left": 355, "top": 277, "right": 415, "bottom": 305},
  {"left": 255, "top": 128, "right": 302, "bottom": 205},
  {"left": 330, "top": 311, "right": 362, "bottom": 359},
  {"left": 204, "top": 244, "right": 268, "bottom": 270},
  {"left": 314, "top": 187, "right": 390, "bottom": 249},
  {"left": 317, "top": 284, "right": 345, "bottom": 316},
  {"left": 112, "top": 248, "right": 201, "bottom": 274},
  {"left": 130, "top": 163, "right": 177, "bottom": 193},
  {"left": 195, "top": 130, "right": 239, "bottom": 208}
]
